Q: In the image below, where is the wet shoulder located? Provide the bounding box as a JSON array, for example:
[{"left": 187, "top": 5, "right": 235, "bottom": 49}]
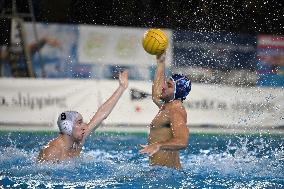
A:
[
  {"left": 42, "top": 138, "right": 64, "bottom": 154},
  {"left": 49, "top": 138, "right": 64, "bottom": 147},
  {"left": 166, "top": 101, "right": 186, "bottom": 114},
  {"left": 38, "top": 138, "right": 63, "bottom": 163}
]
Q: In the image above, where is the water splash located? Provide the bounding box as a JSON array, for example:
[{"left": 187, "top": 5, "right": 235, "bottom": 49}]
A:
[{"left": 0, "top": 133, "right": 283, "bottom": 188}]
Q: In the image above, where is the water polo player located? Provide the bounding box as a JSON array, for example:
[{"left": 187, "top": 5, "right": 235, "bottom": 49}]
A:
[
  {"left": 139, "top": 52, "right": 191, "bottom": 169},
  {"left": 37, "top": 71, "right": 128, "bottom": 163}
]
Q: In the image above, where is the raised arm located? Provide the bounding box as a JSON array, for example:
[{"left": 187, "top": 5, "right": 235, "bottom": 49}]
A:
[
  {"left": 83, "top": 70, "right": 128, "bottom": 138},
  {"left": 152, "top": 53, "right": 166, "bottom": 108}
]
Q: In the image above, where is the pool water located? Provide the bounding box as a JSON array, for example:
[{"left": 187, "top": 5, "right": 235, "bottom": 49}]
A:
[{"left": 0, "top": 131, "right": 284, "bottom": 188}]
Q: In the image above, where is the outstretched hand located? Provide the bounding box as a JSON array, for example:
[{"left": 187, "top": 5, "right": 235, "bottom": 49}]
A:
[
  {"left": 119, "top": 70, "right": 129, "bottom": 90},
  {"left": 139, "top": 143, "right": 161, "bottom": 156}
]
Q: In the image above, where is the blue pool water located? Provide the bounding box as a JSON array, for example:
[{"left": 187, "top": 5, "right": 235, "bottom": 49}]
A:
[{"left": 0, "top": 131, "right": 284, "bottom": 188}]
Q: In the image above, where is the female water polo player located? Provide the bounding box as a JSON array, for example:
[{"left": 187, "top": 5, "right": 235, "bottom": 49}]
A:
[
  {"left": 37, "top": 71, "right": 128, "bottom": 163},
  {"left": 139, "top": 52, "right": 191, "bottom": 169}
]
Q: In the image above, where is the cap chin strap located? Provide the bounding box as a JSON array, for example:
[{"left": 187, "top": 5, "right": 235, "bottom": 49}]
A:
[
  {"left": 167, "top": 91, "right": 175, "bottom": 103},
  {"left": 170, "top": 76, "right": 181, "bottom": 101}
]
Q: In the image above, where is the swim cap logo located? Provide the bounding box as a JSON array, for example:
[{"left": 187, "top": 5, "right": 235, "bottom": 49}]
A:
[
  {"left": 185, "top": 80, "right": 190, "bottom": 88},
  {"left": 61, "top": 113, "right": 66, "bottom": 120}
]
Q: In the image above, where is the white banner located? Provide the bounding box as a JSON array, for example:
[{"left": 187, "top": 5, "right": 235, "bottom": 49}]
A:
[
  {"left": 185, "top": 84, "right": 284, "bottom": 127},
  {"left": 0, "top": 78, "right": 100, "bottom": 128},
  {"left": 78, "top": 25, "right": 173, "bottom": 67},
  {"left": 0, "top": 78, "right": 283, "bottom": 129}
]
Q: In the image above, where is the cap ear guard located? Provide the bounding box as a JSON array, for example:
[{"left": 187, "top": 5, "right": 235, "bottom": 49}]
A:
[
  {"left": 58, "top": 120, "right": 73, "bottom": 136},
  {"left": 170, "top": 74, "right": 191, "bottom": 101},
  {"left": 57, "top": 111, "right": 79, "bottom": 136}
]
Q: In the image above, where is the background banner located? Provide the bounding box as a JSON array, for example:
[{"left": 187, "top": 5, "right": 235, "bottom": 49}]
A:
[
  {"left": 173, "top": 31, "right": 256, "bottom": 70},
  {"left": 22, "top": 22, "right": 78, "bottom": 78},
  {"left": 0, "top": 78, "right": 99, "bottom": 127},
  {"left": 78, "top": 25, "right": 173, "bottom": 67},
  {"left": 9, "top": 23, "right": 171, "bottom": 80},
  {"left": 0, "top": 78, "right": 283, "bottom": 129},
  {"left": 257, "top": 34, "right": 284, "bottom": 86}
]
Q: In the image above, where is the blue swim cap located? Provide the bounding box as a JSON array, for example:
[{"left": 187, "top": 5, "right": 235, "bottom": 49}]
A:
[{"left": 170, "top": 74, "right": 191, "bottom": 101}]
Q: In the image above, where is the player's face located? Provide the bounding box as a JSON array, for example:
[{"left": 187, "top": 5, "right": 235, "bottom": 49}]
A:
[
  {"left": 161, "top": 79, "right": 175, "bottom": 102},
  {"left": 72, "top": 114, "right": 87, "bottom": 141}
]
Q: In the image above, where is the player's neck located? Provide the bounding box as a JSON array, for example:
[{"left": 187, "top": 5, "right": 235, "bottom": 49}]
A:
[
  {"left": 59, "top": 134, "right": 75, "bottom": 149},
  {"left": 164, "top": 99, "right": 182, "bottom": 106}
]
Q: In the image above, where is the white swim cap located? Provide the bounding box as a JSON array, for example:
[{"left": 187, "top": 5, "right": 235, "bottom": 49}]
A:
[{"left": 57, "top": 111, "right": 80, "bottom": 136}]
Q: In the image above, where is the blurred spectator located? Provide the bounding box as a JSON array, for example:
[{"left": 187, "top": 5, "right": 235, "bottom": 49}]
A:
[{"left": 0, "top": 36, "right": 61, "bottom": 77}]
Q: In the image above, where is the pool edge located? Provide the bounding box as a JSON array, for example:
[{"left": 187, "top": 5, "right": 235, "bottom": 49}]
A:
[{"left": 1, "top": 125, "right": 284, "bottom": 136}]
